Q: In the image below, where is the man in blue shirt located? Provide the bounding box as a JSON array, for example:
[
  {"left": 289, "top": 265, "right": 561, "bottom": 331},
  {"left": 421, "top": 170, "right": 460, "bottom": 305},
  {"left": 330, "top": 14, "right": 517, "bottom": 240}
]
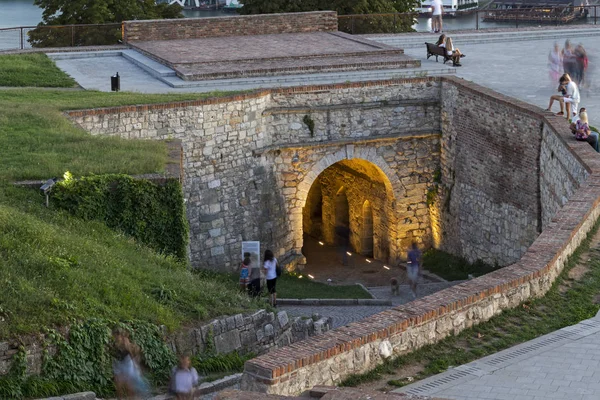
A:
[{"left": 407, "top": 243, "right": 422, "bottom": 299}]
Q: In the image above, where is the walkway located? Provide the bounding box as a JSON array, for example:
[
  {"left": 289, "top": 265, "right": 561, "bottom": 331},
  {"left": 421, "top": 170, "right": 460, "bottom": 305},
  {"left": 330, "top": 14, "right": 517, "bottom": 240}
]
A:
[
  {"left": 370, "top": 28, "right": 600, "bottom": 127},
  {"left": 48, "top": 27, "right": 600, "bottom": 128},
  {"left": 283, "top": 281, "right": 462, "bottom": 328},
  {"left": 394, "top": 313, "right": 600, "bottom": 400}
]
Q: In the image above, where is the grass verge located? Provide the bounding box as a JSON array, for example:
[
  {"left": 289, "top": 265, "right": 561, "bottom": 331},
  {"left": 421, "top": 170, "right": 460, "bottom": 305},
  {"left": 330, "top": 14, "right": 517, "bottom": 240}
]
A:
[
  {"left": 0, "top": 89, "right": 238, "bottom": 181},
  {"left": 0, "top": 184, "right": 261, "bottom": 338},
  {"left": 0, "top": 54, "right": 77, "bottom": 88},
  {"left": 423, "top": 248, "right": 499, "bottom": 281},
  {"left": 341, "top": 218, "right": 600, "bottom": 389},
  {"left": 277, "top": 273, "right": 372, "bottom": 299}
]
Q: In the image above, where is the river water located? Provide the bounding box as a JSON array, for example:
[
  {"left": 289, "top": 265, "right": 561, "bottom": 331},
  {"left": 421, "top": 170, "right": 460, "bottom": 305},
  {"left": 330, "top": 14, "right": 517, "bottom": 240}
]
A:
[{"left": 0, "top": 0, "right": 598, "bottom": 50}]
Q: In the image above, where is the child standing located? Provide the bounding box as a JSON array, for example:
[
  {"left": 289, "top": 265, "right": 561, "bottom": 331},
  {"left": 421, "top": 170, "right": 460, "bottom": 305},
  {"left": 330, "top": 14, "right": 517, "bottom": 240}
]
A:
[{"left": 239, "top": 256, "right": 251, "bottom": 292}]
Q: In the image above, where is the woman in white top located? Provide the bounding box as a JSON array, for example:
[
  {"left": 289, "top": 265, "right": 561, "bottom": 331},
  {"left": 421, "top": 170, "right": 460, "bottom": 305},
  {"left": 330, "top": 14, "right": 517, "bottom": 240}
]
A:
[
  {"left": 444, "top": 37, "right": 463, "bottom": 67},
  {"left": 262, "top": 249, "right": 278, "bottom": 307}
]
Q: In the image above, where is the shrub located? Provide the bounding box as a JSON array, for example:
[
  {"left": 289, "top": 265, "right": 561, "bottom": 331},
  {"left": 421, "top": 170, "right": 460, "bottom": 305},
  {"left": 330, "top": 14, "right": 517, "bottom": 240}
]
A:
[{"left": 52, "top": 174, "right": 188, "bottom": 260}]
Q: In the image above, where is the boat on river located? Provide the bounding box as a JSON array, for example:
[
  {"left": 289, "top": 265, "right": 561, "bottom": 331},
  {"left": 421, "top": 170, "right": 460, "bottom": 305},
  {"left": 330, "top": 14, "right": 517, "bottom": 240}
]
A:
[{"left": 222, "top": 0, "right": 243, "bottom": 13}]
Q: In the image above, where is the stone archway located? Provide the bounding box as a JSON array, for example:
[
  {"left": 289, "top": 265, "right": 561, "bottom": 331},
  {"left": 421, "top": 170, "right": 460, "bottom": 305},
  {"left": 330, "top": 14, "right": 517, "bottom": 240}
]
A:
[{"left": 288, "top": 146, "right": 403, "bottom": 265}]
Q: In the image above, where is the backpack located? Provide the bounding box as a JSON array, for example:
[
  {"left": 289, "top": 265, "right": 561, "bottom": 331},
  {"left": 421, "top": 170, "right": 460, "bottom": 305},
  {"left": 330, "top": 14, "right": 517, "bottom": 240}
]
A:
[{"left": 275, "top": 263, "right": 282, "bottom": 278}]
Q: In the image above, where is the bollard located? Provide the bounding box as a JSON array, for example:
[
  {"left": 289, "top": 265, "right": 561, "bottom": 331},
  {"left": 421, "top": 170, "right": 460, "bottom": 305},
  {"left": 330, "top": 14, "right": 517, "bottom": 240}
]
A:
[{"left": 111, "top": 72, "right": 120, "bottom": 92}]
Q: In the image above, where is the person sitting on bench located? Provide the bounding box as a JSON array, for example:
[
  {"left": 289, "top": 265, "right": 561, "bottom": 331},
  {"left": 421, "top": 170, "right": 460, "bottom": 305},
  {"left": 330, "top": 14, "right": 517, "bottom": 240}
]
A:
[{"left": 439, "top": 36, "right": 464, "bottom": 67}]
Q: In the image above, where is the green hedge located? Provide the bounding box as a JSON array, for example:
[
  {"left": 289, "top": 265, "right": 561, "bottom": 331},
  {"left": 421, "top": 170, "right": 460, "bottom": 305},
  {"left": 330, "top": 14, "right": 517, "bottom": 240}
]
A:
[{"left": 52, "top": 174, "right": 188, "bottom": 260}]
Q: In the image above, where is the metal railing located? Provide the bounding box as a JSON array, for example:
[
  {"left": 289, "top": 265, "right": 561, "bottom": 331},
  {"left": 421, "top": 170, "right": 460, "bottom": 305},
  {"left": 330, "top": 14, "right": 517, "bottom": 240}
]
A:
[
  {"left": 338, "top": 5, "right": 599, "bottom": 34},
  {"left": 0, "top": 23, "right": 122, "bottom": 51}
]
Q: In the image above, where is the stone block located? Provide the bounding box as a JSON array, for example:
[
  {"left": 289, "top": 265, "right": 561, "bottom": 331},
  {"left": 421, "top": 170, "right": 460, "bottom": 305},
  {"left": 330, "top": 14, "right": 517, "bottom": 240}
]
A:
[
  {"left": 214, "top": 330, "right": 242, "bottom": 354},
  {"left": 63, "top": 392, "right": 96, "bottom": 400},
  {"left": 235, "top": 314, "right": 245, "bottom": 328},
  {"left": 277, "top": 311, "right": 289, "bottom": 329},
  {"left": 226, "top": 316, "right": 237, "bottom": 331},
  {"left": 256, "top": 328, "right": 265, "bottom": 342},
  {"left": 264, "top": 324, "right": 274, "bottom": 337}
]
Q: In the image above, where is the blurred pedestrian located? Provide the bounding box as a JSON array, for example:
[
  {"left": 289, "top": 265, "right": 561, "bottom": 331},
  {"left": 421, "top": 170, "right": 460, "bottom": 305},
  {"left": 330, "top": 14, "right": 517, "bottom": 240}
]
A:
[
  {"left": 407, "top": 243, "right": 422, "bottom": 299},
  {"left": 574, "top": 44, "right": 588, "bottom": 88},
  {"left": 562, "top": 39, "right": 576, "bottom": 78},
  {"left": 170, "top": 355, "right": 199, "bottom": 400},
  {"left": 262, "top": 249, "right": 279, "bottom": 307},
  {"left": 112, "top": 330, "right": 149, "bottom": 399},
  {"left": 548, "top": 42, "right": 563, "bottom": 84}
]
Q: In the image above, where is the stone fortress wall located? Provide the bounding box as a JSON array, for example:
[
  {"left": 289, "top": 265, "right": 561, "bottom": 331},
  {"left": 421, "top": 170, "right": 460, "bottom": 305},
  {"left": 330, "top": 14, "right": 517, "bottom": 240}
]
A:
[
  {"left": 122, "top": 11, "right": 338, "bottom": 42},
  {"left": 65, "top": 77, "right": 600, "bottom": 395},
  {"left": 68, "top": 80, "right": 442, "bottom": 270}
]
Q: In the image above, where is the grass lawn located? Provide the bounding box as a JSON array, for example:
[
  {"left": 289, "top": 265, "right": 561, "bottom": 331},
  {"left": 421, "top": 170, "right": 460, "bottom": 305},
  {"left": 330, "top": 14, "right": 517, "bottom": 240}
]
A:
[
  {"left": 277, "top": 274, "right": 372, "bottom": 299},
  {"left": 423, "top": 248, "right": 499, "bottom": 281},
  {"left": 0, "top": 54, "right": 78, "bottom": 88},
  {"left": 0, "top": 184, "right": 262, "bottom": 339},
  {"left": 341, "top": 220, "right": 600, "bottom": 390},
  {"left": 0, "top": 89, "right": 236, "bottom": 181}
]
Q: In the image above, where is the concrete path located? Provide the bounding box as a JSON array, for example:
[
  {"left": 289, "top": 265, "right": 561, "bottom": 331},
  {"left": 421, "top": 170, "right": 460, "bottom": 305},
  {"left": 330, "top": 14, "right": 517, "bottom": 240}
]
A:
[
  {"left": 282, "top": 281, "right": 462, "bottom": 328},
  {"left": 393, "top": 313, "right": 600, "bottom": 400}
]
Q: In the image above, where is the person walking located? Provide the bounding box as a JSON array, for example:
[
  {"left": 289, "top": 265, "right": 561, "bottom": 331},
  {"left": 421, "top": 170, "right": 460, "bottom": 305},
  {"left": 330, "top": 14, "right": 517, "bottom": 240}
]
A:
[
  {"left": 262, "top": 249, "right": 279, "bottom": 307},
  {"left": 406, "top": 243, "right": 422, "bottom": 299},
  {"left": 431, "top": 0, "right": 444, "bottom": 33},
  {"left": 170, "top": 355, "right": 199, "bottom": 400},
  {"left": 548, "top": 42, "right": 563, "bottom": 84}
]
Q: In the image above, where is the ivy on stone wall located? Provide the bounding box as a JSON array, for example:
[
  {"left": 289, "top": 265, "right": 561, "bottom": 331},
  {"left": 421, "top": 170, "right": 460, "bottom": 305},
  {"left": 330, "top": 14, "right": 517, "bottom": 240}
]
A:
[
  {"left": 0, "top": 319, "right": 177, "bottom": 399},
  {"left": 52, "top": 174, "right": 189, "bottom": 261}
]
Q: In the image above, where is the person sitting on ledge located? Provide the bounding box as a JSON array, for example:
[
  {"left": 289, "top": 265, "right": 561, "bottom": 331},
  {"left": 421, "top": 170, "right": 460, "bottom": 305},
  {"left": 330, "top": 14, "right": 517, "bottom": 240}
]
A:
[
  {"left": 572, "top": 110, "right": 598, "bottom": 152},
  {"left": 546, "top": 73, "right": 580, "bottom": 119}
]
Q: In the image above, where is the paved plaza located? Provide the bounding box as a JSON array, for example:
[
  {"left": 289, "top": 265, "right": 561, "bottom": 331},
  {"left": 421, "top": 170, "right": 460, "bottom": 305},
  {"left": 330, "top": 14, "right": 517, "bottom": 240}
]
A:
[
  {"left": 49, "top": 28, "right": 600, "bottom": 128},
  {"left": 394, "top": 313, "right": 600, "bottom": 400}
]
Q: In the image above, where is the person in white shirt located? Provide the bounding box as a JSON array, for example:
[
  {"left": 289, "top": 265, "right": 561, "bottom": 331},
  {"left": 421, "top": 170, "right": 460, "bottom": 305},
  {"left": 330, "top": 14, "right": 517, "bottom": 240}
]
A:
[
  {"left": 431, "top": 0, "right": 444, "bottom": 33},
  {"left": 262, "top": 249, "right": 279, "bottom": 307},
  {"left": 170, "top": 355, "right": 199, "bottom": 400},
  {"left": 546, "top": 73, "right": 580, "bottom": 119}
]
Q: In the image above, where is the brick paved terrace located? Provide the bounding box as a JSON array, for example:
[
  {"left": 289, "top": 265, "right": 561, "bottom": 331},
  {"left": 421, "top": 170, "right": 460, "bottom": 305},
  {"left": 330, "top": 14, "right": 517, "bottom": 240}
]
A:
[{"left": 130, "top": 31, "right": 418, "bottom": 81}]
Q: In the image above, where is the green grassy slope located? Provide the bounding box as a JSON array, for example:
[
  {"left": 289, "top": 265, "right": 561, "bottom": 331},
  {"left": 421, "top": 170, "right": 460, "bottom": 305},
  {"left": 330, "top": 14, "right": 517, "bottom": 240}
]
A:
[{"left": 0, "top": 185, "right": 259, "bottom": 339}]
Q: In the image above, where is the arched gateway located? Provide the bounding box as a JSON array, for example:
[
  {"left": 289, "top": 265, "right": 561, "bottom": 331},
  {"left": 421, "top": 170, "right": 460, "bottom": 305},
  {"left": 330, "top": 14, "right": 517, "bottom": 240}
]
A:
[{"left": 273, "top": 144, "right": 415, "bottom": 267}]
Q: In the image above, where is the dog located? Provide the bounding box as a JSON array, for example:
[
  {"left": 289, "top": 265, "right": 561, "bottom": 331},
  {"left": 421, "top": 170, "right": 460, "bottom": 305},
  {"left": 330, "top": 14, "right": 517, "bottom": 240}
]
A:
[{"left": 390, "top": 277, "right": 399, "bottom": 296}]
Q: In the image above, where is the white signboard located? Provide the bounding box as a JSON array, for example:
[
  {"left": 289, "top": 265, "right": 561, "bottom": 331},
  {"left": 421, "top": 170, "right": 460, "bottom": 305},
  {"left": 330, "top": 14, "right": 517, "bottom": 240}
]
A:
[{"left": 242, "top": 241, "right": 261, "bottom": 270}]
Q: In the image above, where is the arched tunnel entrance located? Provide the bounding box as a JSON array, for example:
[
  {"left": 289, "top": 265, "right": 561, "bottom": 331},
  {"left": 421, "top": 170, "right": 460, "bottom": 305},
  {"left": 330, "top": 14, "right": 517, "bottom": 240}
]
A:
[{"left": 301, "top": 159, "right": 395, "bottom": 282}]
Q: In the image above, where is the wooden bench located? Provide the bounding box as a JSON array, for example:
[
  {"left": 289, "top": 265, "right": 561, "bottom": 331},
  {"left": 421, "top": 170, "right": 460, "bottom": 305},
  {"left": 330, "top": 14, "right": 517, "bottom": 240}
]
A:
[{"left": 425, "top": 42, "right": 452, "bottom": 64}]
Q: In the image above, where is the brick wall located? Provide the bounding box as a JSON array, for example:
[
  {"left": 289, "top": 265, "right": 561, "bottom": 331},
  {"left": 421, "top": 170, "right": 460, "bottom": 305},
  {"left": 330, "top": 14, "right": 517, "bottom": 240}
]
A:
[
  {"left": 123, "top": 11, "right": 338, "bottom": 42},
  {"left": 438, "top": 80, "right": 542, "bottom": 266}
]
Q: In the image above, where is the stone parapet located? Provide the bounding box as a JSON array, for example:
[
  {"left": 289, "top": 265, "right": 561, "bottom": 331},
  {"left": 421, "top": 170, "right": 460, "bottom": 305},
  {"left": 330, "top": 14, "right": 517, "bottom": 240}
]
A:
[{"left": 123, "top": 11, "right": 338, "bottom": 42}]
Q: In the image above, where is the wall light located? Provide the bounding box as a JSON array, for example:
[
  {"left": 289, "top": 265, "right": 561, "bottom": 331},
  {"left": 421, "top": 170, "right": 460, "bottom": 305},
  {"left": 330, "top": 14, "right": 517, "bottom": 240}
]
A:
[
  {"left": 366, "top": 259, "right": 372, "bottom": 263},
  {"left": 318, "top": 241, "right": 324, "bottom": 245},
  {"left": 308, "top": 274, "right": 315, "bottom": 279},
  {"left": 346, "top": 252, "right": 352, "bottom": 256},
  {"left": 383, "top": 266, "right": 390, "bottom": 270},
  {"left": 298, "top": 275, "right": 303, "bottom": 279}
]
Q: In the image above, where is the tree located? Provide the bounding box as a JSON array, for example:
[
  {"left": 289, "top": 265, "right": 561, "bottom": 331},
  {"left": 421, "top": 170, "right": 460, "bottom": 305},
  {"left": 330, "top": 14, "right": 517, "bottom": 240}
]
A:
[{"left": 29, "top": 0, "right": 183, "bottom": 47}]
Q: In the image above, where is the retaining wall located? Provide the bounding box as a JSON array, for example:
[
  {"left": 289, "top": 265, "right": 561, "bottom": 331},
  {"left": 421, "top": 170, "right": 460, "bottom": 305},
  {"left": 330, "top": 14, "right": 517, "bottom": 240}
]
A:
[
  {"left": 122, "top": 11, "right": 338, "bottom": 42},
  {"left": 0, "top": 311, "right": 330, "bottom": 376},
  {"left": 239, "top": 77, "right": 600, "bottom": 395}
]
